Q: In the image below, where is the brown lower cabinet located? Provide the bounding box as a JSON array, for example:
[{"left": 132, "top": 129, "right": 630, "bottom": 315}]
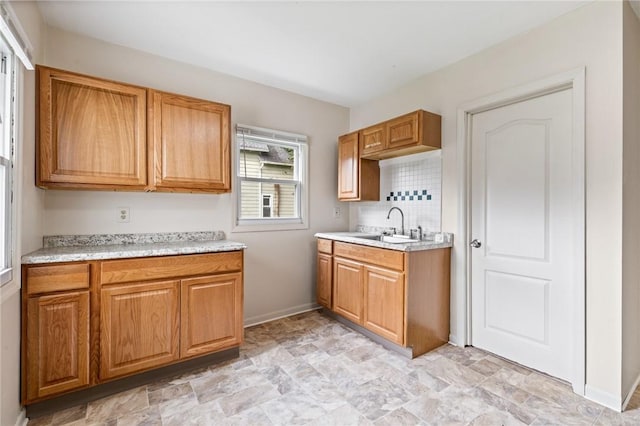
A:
[
  {"left": 25, "top": 291, "right": 90, "bottom": 402},
  {"left": 100, "top": 280, "right": 180, "bottom": 380},
  {"left": 22, "top": 251, "right": 244, "bottom": 405},
  {"left": 316, "top": 238, "right": 450, "bottom": 357}
]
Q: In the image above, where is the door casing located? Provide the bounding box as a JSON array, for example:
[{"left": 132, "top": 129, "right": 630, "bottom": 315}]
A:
[{"left": 455, "top": 68, "right": 586, "bottom": 394}]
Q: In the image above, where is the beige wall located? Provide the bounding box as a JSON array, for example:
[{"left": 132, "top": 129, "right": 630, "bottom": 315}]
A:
[
  {"left": 622, "top": 0, "right": 640, "bottom": 403},
  {"left": 350, "top": 1, "right": 625, "bottom": 405},
  {"left": 2, "top": 2, "right": 46, "bottom": 425},
  {"left": 41, "top": 27, "right": 350, "bottom": 325}
]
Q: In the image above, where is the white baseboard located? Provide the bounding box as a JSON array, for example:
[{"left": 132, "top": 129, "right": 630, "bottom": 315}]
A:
[
  {"left": 243, "top": 303, "right": 320, "bottom": 327},
  {"left": 622, "top": 372, "right": 640, "bottom": 411},
  {"left": 585, "top": 384, "right": 622, "bottom": 412},
  {"left": 15, "top": 409, "right": 27, "bottom": 426}
]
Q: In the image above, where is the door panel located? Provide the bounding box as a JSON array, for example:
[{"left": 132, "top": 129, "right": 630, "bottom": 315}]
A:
[
  {"left": 471, "top": 88, "right": 573, "bottom": 381},
  {"left": 100, "top": 280, "right": 179, "bottom": 380},
  {"left": 151, "top": 91, "right": 230, "bottom": 191},
  {"left": 485, "top": 121, "right": 548, "bottom": 261},
  {"left": 363, "top": 265, "right": 404, "bottom": 344},
  {"left": 26, "top": 292, "right": 89, "bottom": 400},
  {"left": 338, "top": 132, "right": 359, "bottom": 199},
  {"left": 180, "top": 273, "right": 243, "bottom": 358},
  {"left": 484, "top": 271, "right": 548, "bottom": 344},
  {"left": 316, "top": 253, "right": 332, "bottom": 308},
  {"left": 333, "top": 257, "right": 363, "bottom": 324}
]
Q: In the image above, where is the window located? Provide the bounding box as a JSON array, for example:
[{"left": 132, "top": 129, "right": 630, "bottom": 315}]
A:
[
  {"left": 262, "top": 194, "right": 272, "bottom": 218},
  {"left": 235, "top": 124, "right": 308, "bottom": 231},
  {"left": 0, "top": 3, "right": 34, "bottom": 290},
  {"left": 0, "top": 32, "right": 13, "bottom": 286}
]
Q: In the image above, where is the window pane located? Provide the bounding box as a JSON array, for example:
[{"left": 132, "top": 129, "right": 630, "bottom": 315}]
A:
[
  {"left": 0, "top": 162, "right": 6, "bottom": 270},
  {"left": 238, "top": 141, "right": 296, "bottom": 180},
  {"left": 239, "top": 181, "right": 298, "bottom": 219}
]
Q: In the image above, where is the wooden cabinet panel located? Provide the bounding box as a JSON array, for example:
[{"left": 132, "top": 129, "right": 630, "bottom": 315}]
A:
[
  {"left": 386, "top": 110, "right": 441, "bottom": 154},
  {"left": 386, "top": 111, "right": 421, "bottom": 150},
  {"left": 37, "top": 66, "right": 148, "bottom": 189},
  {"left": 317, "top": 238, "right": 333, "bottom": 255},
  {"left": 316, "top": 253, "right": 332, "bottom": 309},
  {"left": 100, "top": 251, "right": 243, "bottom": 285},
  {"left": 359, "top": 123, "right": 386, "bottom": 157},
  {"left": 338, "top": 132, "right": 379, "bottom": 201},
  {"left": 333, "top": 257, "right": 363, "bottom": 324},
  {"left": 26, "top": 263, "right": 89, "bottom": 295},
  {"left": 321, "top": 238, "right": 451, "bottom": 358},
  {"left": 26, "top": 291, "right": 89, "bottom": 401},
  {"left": 360, "top": 110, "right": 441, "bottom": 160},
  {"left": 100, "top": 280, "right": 180, "bottom": 380},
  {"left": 363, "top": 265, "right": 405, "bottom": 345},
  {"left": 151, "top": 91, "right": 231, "bottom": 192},
  {"left": 334, "top": 242, "right": 404, "bottom": 271},
  {"left": 180, "top": 273, "right": 243, "bottom": 358},
  {"left": 338, "top": 132, "right": 359, "bottom": 200}
]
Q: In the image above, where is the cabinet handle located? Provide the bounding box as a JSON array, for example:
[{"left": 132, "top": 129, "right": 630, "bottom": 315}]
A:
[{"left": 366, "top": 142, "right": 381, "bottom": 148}]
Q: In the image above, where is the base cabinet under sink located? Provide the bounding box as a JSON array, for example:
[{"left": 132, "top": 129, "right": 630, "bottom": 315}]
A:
[{"left": 316, "top": 238, "right": 450, "bottom": 357}]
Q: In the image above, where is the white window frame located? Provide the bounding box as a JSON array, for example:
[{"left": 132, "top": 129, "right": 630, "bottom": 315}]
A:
[
  {"left": 0, "top": 2, "right": 33, "bottom": 297},
  {"left": 0, "top": 32, "right": 14, "bottom": 287},
  {"left": 232, "top": 124, "right": 309, "bottom": 233}
]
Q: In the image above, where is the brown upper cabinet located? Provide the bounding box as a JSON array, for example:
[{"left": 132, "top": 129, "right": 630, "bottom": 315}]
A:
[
  {"left": 36, "top": 65, "right": 231, "bottom": 193},
  {"left": 150, "top": 91, "right": 230, "bottom": 193},
  {"left": 359, "top": 110, "right": 441, "bottom": 160},
  {"left": 37, "top": 66, "right": 149, "bottom": 190},
  {"left": 337, "top": 131, "right": 379, "bottom": 201},
  {"left": 359, "top": 122, "right": 386, "bottom": 157}
]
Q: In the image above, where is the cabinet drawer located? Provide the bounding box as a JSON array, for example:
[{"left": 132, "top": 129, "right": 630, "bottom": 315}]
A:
[
  {"left": 26, "top": 263, "right": 90, "bottom": 295},
  {"left": 334, "top": 242, "right": 404, "bottom": 271},
  {"left": 317, "top": 238, "right": 333, "bottom": 254},
  {"left": 100, "top": 251, "right": 243, "bottom": 284}
]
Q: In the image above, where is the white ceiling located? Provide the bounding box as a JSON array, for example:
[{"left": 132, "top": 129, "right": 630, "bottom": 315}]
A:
[{"left": 37, "top": 1, "right": 590, "bottom": 107}]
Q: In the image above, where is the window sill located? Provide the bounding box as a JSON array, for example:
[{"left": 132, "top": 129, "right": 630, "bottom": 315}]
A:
[{"left": 232, "top": 219, "right": 308, "bottom": 233}]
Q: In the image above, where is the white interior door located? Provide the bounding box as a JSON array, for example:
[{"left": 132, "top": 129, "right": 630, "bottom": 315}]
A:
[{"left": 470, "top": 88, "right": 574, "bottom": 381}]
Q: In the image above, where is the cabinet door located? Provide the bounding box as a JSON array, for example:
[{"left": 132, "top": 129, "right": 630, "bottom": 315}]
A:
[
  {"left": 363, "top": 265, "right": 405, "bottom": 345},
  {"left": 180, "top": 273, "right": 243, "bottom": 358},
  {"left": 100, "top": 280, "right": 179, "bottom": 380},
  {"left": 317, "top": 253, "right": 332, "bottom": 308},
  {"left": 151, "top": 91, "right": 231, "bottom": 192},
  {"left": 333, "top": 257, "right": 363, "bottom": 324},
  {"left": 337, "top": 132, "right": 380, "bottom": 202},
  {"left": 338, "top": 132, "right": 359, "bottom": 200},
  {"left": 26, "top": 291, "right": 89, "bottom": 401},
  {"left": 360, "top": 123, "right": 386, "bottom": 157},
  {"left": 37, "top": 66, "right": 148, "bottom": 189},
  {"left": 386, "top": 111, "right": 420, "bottom": 150}
]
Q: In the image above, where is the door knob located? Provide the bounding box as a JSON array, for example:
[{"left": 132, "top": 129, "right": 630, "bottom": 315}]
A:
[{"left": 470, "top": 239, "right": 482, "bottom": 248}]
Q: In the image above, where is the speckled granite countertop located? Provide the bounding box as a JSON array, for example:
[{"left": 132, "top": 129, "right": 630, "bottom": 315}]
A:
[
  {"left": 314, "top": 231, "right": 453, "bottom": 252},
  {"left": 22, "top": 231, "right": 247, "bottom": 264}
]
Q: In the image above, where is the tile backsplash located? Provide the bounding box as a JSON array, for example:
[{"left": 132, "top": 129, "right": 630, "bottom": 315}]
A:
[{"left": 353, "top": 151, "right": 441, "bottom": 233}]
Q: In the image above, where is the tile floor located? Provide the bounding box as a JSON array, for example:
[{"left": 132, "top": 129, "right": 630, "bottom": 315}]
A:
[{"left": 28, "top": 310, "right": 640, "bottom": 425}]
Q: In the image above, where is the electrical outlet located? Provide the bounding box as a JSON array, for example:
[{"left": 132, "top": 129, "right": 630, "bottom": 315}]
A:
[
  {"left": 117, "top": 207, "right": 130, "bottom": 223},
  {"left": 333, "top": 206, "right": 341, "bottom": 219}
]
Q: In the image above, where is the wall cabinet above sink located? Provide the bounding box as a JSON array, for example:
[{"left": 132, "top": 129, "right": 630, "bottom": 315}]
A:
[
  {"left": 360, "top": 110, "right": 441, "bottom": 160},
  {"left": 337, "top": 109, "right": 440, "bottom": 202}
]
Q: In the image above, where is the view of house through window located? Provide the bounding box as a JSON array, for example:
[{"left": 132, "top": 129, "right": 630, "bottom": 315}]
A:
[{"left": 236, "top": 125, "right": 307, "bottom": 226}]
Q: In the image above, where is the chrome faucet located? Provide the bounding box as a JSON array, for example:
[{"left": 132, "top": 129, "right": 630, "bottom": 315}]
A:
[{"left": 386, "top": 207, "right": 405, "bottom": 236}]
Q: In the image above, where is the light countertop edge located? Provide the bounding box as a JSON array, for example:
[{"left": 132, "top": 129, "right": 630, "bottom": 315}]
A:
[
  {"left": 314, "top": 232, "right": 452, "bottom": 252},
  {"left": 22, "top": 240, "right": 247, "bottom": 264}
]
